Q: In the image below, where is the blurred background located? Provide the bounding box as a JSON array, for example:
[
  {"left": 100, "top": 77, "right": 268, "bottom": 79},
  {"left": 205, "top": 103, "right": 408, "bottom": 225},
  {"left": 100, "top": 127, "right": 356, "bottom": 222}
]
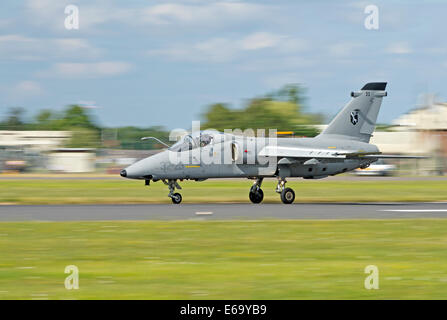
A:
[
  {"left": 1, "top": 1, "right": 446, "bottom": 177},
  {"left": 0, "top": 0, "right": 447, "bottom": 175},
  {"left": 0, "top": 87, "right": 445, "bottom": 176}
]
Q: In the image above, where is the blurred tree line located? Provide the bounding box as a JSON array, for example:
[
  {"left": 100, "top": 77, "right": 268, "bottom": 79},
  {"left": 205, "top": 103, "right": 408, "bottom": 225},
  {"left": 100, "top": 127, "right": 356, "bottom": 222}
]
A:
[
  {"left": 0, "top": 105, "right": 101, "bottom": 148},
  {"left": 202, "top": 84, "right": 322, "bottom": 136},
  {"left": 0, "top": 84, "right": 322, "bottom": 149}
]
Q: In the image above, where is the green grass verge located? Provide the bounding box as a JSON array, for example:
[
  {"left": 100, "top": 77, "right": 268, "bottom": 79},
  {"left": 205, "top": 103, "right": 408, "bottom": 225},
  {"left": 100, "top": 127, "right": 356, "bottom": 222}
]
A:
[
  {"left": 1, "top": 219, "right": 447, "bottom": 299},
  {"left": 0, "top": 179, "right": 446, "bottom": 204}
]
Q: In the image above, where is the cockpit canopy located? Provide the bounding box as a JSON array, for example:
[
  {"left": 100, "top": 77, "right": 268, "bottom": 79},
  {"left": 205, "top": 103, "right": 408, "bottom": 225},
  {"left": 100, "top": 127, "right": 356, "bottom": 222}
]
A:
[{"left": 168, "top": 131, "right": 217, "bottom": 152}]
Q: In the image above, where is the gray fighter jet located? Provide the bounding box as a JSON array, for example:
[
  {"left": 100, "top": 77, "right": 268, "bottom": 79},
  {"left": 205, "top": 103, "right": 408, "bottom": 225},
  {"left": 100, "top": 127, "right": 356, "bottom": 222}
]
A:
[{"left": 120, "top": 82, "right": 419, "bottom": 204}]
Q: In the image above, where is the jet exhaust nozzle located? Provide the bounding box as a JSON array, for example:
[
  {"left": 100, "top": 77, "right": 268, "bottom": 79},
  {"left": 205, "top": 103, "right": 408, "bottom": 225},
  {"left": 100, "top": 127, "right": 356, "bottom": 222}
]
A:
[{"left": 120, "top": 169, "right": 127, "bottom": 177}]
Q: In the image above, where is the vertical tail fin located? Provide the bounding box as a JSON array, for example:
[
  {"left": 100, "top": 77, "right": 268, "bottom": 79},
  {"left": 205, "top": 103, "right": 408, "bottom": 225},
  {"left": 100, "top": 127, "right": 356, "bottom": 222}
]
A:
[{"left": 319, "top": 82, "right": 387, "bottom": 142}]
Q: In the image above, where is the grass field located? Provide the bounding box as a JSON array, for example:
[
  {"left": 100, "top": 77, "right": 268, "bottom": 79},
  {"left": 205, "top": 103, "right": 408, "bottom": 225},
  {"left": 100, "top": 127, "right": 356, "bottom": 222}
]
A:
[
  {"left": 1, "top": 219, "right": 447, "bottom": 299},
  {"left": 0, "top": 178, "right": 447, "bottom": 204}
]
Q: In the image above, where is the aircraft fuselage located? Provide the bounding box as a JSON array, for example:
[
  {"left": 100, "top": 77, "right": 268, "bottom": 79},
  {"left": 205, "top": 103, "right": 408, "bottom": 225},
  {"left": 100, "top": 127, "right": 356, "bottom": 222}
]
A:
[{"left": 122, "top": 134, "right": 378, "bottom": 181}]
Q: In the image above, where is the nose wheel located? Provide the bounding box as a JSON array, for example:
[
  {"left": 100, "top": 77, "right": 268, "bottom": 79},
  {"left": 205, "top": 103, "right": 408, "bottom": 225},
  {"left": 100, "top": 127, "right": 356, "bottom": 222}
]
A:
[
  {"left": 171, "top": 193, "right": 182, "bottom": 204},
  {"left": 163, "top": 179, "right": 183, "bottom": 204}
]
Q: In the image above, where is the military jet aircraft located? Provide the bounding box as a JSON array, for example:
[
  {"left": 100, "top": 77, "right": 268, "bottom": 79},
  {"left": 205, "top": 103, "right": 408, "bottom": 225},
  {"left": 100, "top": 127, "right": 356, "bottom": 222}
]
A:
[{"left": 120, "top": 82, "right": 421, "bottom": 204}]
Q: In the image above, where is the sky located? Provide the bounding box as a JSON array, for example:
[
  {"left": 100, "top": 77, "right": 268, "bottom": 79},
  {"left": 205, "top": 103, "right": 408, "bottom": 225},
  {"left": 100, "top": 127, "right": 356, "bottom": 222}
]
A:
[{"left": 0, "top": 0, "right": 446, "bottom": 129}]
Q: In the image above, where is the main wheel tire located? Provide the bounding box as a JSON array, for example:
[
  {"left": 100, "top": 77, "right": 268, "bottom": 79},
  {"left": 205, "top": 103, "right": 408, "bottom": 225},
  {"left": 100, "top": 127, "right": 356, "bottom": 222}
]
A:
[
  {"left": 171, "top": 193, "right": 182, "bottom": 204},
  {"left": 249, "top": 188, "right": 264, "bottom": 204},
  {"left": 280, "top": 187, "right": 295, "bottom": 204}
]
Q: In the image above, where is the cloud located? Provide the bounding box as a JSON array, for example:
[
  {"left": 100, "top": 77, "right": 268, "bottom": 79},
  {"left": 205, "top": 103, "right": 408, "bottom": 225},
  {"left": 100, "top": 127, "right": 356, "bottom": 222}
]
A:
[
  {"left": 240, "top": 32, "right": 283, "bottom": 50},
  {"left": 239, "top": 56, "right": 316, "bottom": 73},
  {"left": 148, "top": 37, "right": 236, "bottom": 63},
  {"left": 0, "top": 34, "right": 101, "bottom": 60},
  {"left": 0, "top": 18, "right": 12, "bottom": 28},
  {"left": 328, "top": 42, "right": 363, "bottom": 57},
  {"left": 11, "top": 81, "right": 44, "bottom": 96},
  {"left": 0, "top": 80, "right": 45, "bottom": 102},
  {"left": 77, "top": 101, "right": 101, "bottom": 109},
  {"left": 37, "top": 61, "right": 133, "bottom": 78},
  {"left": 26, "top": 0, "right": 55, "bottom": 10},
  {"left": 148, "top": 32, "right": 305, "bottom": 63},
  {"left": 24, "top": 0, "right": 135, "bottom": 32},
  {"left": 24, "top": 0, "right": 272, "bottom": 33},
  {"left": 386, "top": 42, "right": 412, "bottom": 55},
  {"left": 261, "top": 73, "right": 301, "bottom": 88},
  {"left": 140, "top": 2, "right": 270, "bottom": 27}
]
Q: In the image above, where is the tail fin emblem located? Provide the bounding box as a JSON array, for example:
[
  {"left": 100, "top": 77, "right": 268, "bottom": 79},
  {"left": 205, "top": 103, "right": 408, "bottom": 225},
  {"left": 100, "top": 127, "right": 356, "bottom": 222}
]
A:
[{"left": 350, "top": 109, "right": 359, "bottom": 125}]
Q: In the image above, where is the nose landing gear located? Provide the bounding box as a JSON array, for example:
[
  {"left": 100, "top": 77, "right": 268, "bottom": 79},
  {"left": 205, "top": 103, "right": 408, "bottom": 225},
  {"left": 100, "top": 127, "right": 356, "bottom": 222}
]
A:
[{"left": 163, "top": 179, "right": 183, "bottom": 204}]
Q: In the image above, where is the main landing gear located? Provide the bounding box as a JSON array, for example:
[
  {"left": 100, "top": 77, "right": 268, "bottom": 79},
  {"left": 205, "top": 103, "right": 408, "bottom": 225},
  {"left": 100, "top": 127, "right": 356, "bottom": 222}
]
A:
[
  {"left": 163, "top": 179, "right": 182, "bottom": 204},
  {"left": 249, "top": 178, "right": 264, "bottom": 204},
  {"left": 275, "top": 178, "right": 295, "bottom": 204},
  {"left": 248, "top": 177, "right": 295, "bottom": 204}
]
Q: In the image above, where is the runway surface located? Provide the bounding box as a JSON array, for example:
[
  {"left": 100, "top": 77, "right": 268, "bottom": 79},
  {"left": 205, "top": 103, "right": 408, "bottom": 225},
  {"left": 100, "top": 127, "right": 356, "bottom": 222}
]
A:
[{"left": 2, "top": 202, "right": 447, "bottom": 221}]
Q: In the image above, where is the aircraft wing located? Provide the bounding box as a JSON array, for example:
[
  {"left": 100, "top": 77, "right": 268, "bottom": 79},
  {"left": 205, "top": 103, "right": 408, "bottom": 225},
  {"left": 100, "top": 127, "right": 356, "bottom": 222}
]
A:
[
  {"left": 258, "top": 146, "right": 428, "bottom": 159},
  {"left": 258, "top": 146, "right": 345, "bottom": 159},
  {"left": 359, "top": 154, "right": 428, "bottom": 159}
]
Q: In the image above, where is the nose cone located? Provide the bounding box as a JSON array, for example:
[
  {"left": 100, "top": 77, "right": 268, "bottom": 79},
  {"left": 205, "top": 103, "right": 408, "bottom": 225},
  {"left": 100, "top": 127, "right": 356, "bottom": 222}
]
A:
[{"left": 121, "top": 152, "right": 163, "bottom": 179}]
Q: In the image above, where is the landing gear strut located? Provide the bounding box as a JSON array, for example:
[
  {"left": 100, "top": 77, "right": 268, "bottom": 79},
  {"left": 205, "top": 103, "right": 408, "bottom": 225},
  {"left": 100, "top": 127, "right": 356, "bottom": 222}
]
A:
[
  {"left": 163, "top": 179, "right": 182, "bottom": 204},
  {"left": 276, "top": 178, "right": 295, "bottom": 204},
  {"left": 249, "top": 178, "right": 264, "bottom": 204}
]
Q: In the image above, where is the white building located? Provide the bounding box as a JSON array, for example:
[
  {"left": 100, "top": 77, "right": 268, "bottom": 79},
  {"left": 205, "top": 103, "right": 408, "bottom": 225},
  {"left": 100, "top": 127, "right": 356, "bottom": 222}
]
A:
[
  {"left": 0, "top": 131, "right": 97, "bottom": 173},
  {"left": 0, "top": 131, "right": 71, "bottom": 152},
  {"left": 47, "top": 148, "right": 96, "bottom": 173}
]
